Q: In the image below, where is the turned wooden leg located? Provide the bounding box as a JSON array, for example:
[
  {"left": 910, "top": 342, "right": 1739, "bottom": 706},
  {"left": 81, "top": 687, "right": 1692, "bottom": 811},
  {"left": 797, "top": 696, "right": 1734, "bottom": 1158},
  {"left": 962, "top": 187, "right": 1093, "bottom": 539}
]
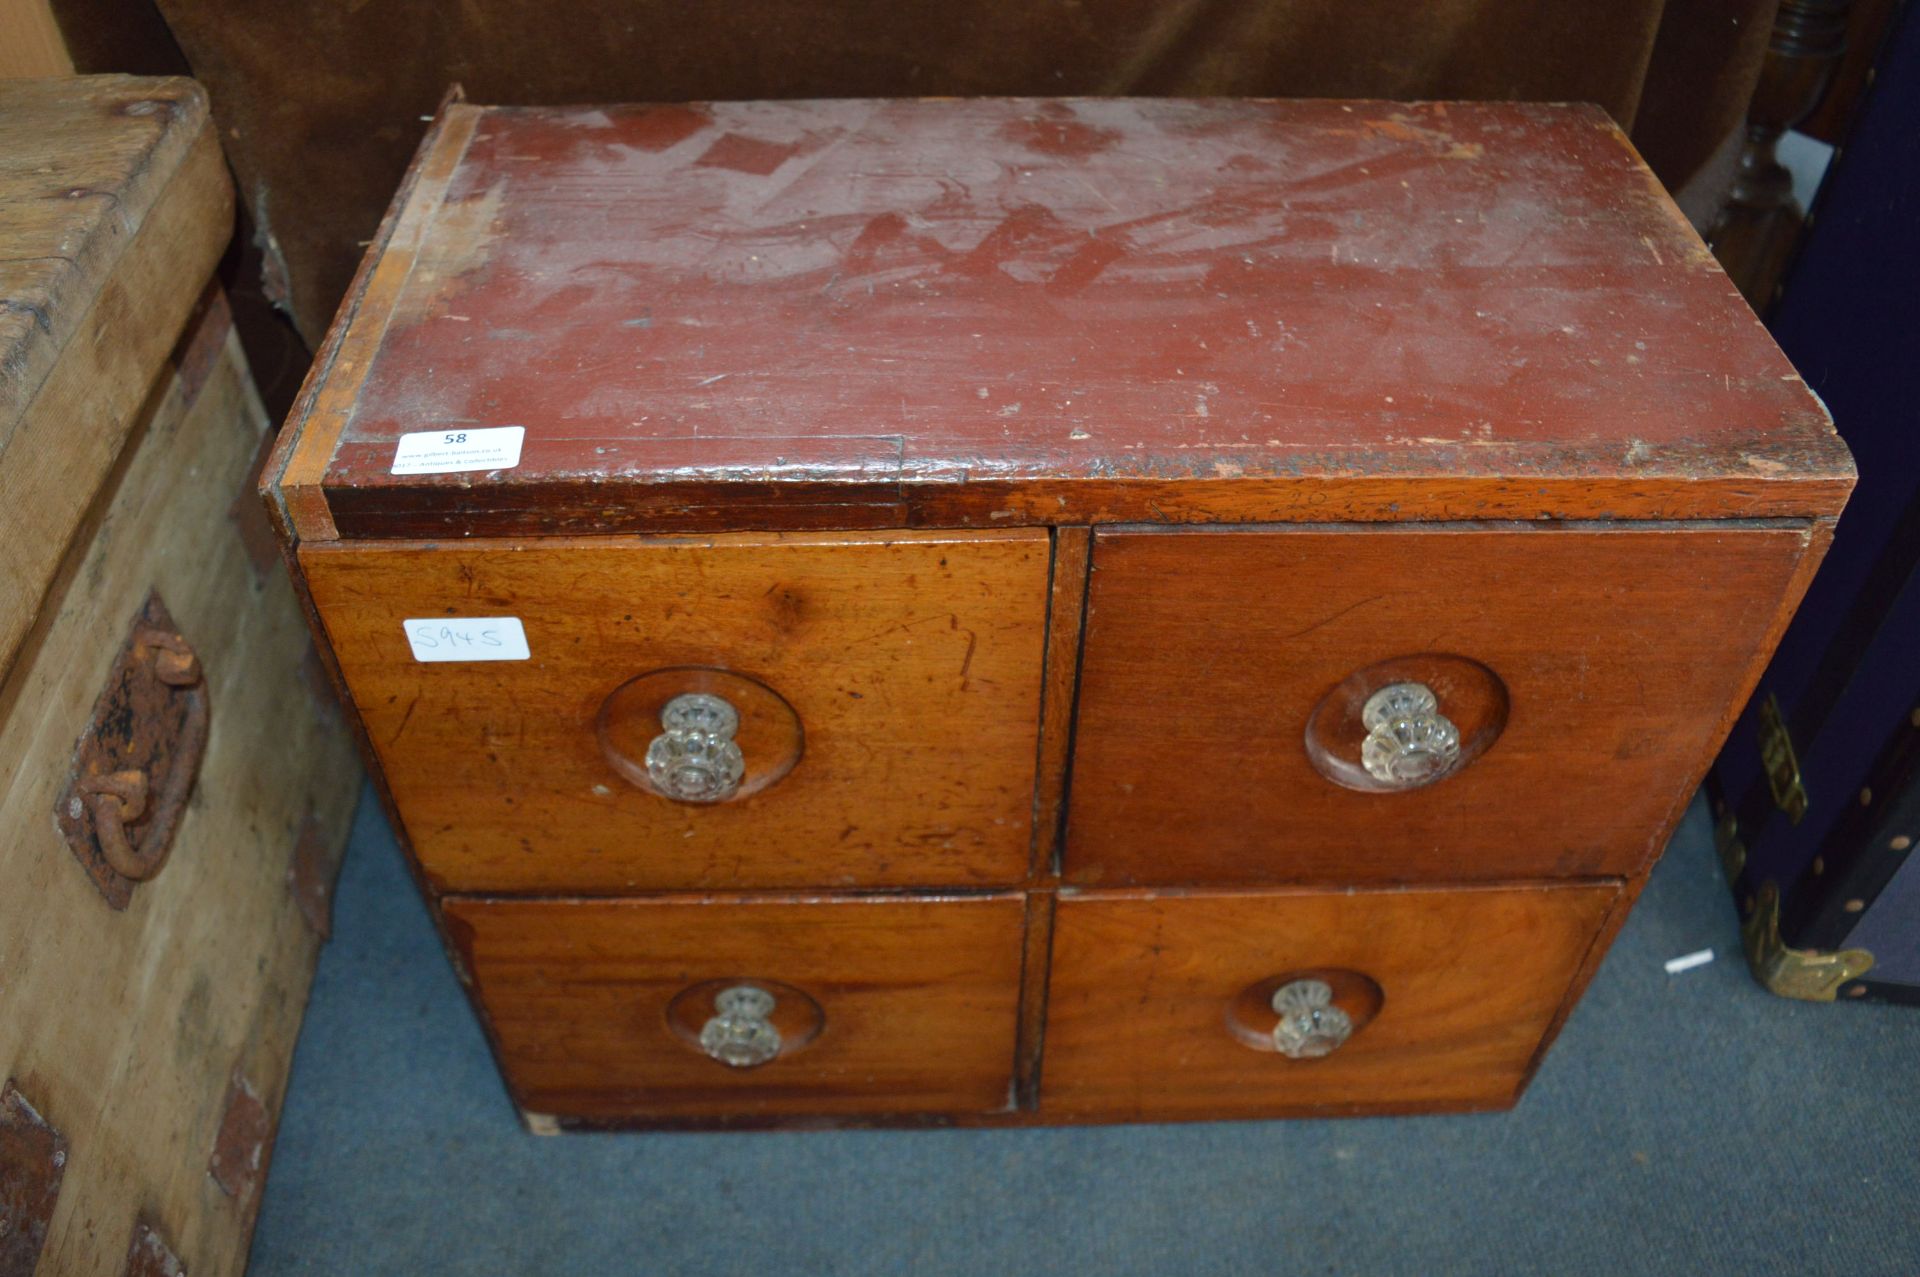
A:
[{"left": 1709, "top": 0, "right": 1854, "bottom": 311}]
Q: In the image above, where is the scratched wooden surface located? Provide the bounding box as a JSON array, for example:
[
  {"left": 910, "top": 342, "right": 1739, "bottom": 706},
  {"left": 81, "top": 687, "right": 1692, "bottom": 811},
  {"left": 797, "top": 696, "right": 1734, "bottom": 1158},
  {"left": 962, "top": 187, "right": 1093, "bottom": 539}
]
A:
[
  {"left": 0, "top": 76, "right": 232, "bottom": 685},
  {"left": 1065, "top": 522, "right": 1817, "bottom": 887},
  {"left": 301, "top": 529, "right": 1050, "bottom": 893},
  {"left": 287, "top": 97, "right": 1852, "bottom": 539},
  {"left": 1, "top": 300, "right": 360, "bottom": 1277},
  {"left": 1039, "top": 882, "right": 1619, "bottom": 1120},
  {"left": 445, "top": 892, "right": 1026, "bottom": 1121}
]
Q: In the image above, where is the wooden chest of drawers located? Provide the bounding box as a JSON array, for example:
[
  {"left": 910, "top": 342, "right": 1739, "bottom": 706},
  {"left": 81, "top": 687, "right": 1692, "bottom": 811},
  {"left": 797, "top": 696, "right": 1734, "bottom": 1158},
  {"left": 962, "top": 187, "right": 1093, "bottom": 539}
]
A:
[{"left": 266, "top": 95, "right": 1851, "bottom": 1128}]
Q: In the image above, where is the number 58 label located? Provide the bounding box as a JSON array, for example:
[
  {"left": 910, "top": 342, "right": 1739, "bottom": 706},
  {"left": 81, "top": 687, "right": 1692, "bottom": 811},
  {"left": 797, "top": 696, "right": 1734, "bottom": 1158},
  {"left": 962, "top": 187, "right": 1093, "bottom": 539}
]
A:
[
  {"left": 403, "top": 617, "right": 530, "bottom": 662},
  {"left": 390, "top": 425, "right": 525, "bottom": 475}
]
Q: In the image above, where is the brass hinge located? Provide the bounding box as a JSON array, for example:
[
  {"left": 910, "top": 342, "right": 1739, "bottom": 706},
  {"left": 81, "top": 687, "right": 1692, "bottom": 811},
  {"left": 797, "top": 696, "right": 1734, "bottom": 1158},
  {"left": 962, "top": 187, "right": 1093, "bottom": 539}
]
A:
[
  {"left": 1741, "top": 881, "right": 1873, "bottom": 1001},
  {"left": 1758, "top": 694, "right": 1809, "bottom": 824}
]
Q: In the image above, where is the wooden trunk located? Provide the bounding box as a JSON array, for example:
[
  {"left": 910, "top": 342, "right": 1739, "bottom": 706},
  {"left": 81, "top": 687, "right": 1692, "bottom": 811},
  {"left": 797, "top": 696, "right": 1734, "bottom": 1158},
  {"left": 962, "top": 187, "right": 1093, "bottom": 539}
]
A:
[
  {"left": 0, "top": 76, "right": 359, "bottom": 1274},
  {"left": 267, "top": 95, "right": 1850, "bottom": 1129}
]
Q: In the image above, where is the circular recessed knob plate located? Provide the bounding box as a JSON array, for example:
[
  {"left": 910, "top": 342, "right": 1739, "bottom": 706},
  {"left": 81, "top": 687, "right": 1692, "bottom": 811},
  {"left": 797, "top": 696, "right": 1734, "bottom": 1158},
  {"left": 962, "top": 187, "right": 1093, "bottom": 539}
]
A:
[
  {"left": 1359, "top": 681, "right": 1462, "bottom": 787},
  {"left": 1303, "top": 655, "right": 1506, "bottom": 794},
  {"left": 1227, "top": 969, "right": 1382, "bottom": 1054},
  {"left": 668, "top": 977, "right": 823, "bottom": 1063},
  {"left": 645, "top": 692, "right": 746, "bottom": 803},
  {"left": 1270, "top": 978, "right": 1353, "bottom": 1059},
  {"left": 599, "top": 667, "right": 803, "bottom": 803},
  {"left": 698, "top": 984, "right": 781, "bottom": 1068}
]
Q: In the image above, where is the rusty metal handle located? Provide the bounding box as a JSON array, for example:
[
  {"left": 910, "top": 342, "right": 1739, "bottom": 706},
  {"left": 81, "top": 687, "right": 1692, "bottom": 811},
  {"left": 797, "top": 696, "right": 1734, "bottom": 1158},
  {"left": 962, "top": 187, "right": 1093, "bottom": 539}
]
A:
[
  {"left": 79, "top": 770, "right": 165, "bottom": 880},
  {"left": 137, "top": 626, "right": 202, "bottom": 686},
  {"left": 58, "top": 594, "right": 211, "bottom": 908}
]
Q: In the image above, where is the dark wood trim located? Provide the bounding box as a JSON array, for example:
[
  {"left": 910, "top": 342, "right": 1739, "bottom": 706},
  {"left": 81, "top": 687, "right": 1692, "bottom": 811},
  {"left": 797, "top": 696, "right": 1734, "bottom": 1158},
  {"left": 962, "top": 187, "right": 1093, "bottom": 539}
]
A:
[
  {"left": 1013, "top": 888, "right": 1057, "bottom": 1110},
  {"left": 309, "top": 468, "right": 1855, "bottom": 542},
  {"left": 1031, "top": 526, "right": 1091, "bottom": 878}
]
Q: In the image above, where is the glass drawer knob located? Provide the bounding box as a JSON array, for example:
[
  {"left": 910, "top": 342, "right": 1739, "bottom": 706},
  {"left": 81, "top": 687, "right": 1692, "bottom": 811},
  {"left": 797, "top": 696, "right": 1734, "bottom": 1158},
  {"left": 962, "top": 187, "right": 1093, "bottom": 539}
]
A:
[
  {"left": 1271, "top": 978, "right": 1353, "bottom": 1059},
  {"left": 645, "top": 692, "right": 745, "bottom": 802},
  {"left": 698, "top": 984, "right": 781, "bottom": 1068},
  {"left": 1359, "top": 681, "right": 1461, "bottom": 787}
]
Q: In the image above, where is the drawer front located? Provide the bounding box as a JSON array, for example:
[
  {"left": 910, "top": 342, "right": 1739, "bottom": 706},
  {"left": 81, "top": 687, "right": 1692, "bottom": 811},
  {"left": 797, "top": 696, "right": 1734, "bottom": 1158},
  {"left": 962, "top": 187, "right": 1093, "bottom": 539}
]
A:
[
  {"left": 444, "top": 893, "right": 1026, "bottom": 1121},
  {"left": 304, "top": 529, "right": 1049, "bottom": 891},
  {"left": 1066, "top": 525, "right": 1811, "bottom": 885},
  {"left": 1040, "top": 883, "right": 1619, "bottom": 1119}
]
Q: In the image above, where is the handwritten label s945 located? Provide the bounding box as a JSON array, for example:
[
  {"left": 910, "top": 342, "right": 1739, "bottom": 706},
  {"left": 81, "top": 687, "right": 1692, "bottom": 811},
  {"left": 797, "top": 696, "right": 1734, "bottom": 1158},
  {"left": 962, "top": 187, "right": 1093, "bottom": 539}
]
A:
[
  {"left": 390, "top": 425, "right": 525, "bottom": 475},
  {"left": 402, "top": 617, "right": 530, "bottom": 662}
]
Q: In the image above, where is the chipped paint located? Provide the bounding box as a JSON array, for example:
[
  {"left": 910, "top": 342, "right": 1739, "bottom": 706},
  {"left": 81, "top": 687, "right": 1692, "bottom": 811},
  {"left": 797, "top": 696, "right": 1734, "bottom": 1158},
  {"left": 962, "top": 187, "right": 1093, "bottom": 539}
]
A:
[{"left": 302, "top": 98, "right": 1851, "bottom": 535}]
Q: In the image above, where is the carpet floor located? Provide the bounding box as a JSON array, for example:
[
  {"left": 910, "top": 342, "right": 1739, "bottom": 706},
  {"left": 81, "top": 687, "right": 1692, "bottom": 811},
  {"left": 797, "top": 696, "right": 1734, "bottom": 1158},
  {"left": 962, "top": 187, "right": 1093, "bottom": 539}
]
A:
[{"left": 247, "top": 786, "right": 1920, "bottom": 1275}]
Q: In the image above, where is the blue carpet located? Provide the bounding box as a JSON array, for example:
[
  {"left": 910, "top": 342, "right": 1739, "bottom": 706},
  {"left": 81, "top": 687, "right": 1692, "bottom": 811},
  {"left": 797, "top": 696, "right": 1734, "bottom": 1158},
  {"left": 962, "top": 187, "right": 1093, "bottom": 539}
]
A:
[{"left": 249, "top": 786, "right": 1920, "bottom": 1275}]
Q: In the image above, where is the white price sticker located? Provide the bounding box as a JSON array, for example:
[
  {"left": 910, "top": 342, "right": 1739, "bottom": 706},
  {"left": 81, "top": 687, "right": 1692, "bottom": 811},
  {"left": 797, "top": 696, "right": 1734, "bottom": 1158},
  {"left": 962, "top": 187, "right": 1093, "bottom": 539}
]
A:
[
  {"left": 402, "top": 617, "right": 530, "bottom": 663},
  {"left": 390, "top": 425, "right": 525, "bottom": 475}
]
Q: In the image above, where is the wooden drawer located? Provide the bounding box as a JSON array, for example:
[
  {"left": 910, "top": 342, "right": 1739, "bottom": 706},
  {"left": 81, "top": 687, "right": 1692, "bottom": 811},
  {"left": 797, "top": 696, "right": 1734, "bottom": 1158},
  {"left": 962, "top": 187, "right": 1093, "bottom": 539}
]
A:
[
  {"left": 1039, "top": 882, "right": 1619, "bottom": 1119},
  {"left": 304, "top": 529, "right": 1049, "bottom": 892},
  {"left": 444, "top": 893, "right": 1026, "bottom": 1122},
  {"left": 1065, "top": 525, "right": 1814, "bottom": 886}
]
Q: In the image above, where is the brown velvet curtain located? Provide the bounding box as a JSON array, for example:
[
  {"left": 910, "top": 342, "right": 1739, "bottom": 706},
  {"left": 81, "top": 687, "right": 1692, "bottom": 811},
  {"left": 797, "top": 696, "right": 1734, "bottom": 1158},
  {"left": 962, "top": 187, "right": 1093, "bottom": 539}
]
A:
[{"left": 59, "top": 0, "right": 1777, "bottom": 346}]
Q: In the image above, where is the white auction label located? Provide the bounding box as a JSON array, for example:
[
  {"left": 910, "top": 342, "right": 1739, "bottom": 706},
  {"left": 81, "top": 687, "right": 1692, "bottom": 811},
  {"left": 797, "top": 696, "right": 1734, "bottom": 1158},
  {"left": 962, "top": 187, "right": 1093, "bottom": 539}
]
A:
[
  {"left": 390, "top": 425, "right": 525, "bottom": 475},
  {"left": 402, "top": 617, "right": 531, "bottom": 662}
]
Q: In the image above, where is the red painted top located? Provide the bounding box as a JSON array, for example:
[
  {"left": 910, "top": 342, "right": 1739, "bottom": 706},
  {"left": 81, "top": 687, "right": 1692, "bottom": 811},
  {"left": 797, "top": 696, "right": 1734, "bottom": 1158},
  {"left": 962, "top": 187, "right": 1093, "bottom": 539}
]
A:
[{"left": 296, "top": 97, "right": 1851, "bottom": 536}]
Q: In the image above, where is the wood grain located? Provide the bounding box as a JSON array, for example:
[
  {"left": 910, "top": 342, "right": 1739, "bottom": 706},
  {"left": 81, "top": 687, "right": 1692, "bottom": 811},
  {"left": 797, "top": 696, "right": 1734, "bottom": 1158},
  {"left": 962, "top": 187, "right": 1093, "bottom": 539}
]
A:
[
  {"left": 1040, "top": 882, "right": 1619, "bottom": 1120},
  {"left": 303, "top": 529, "right": 1049, "bottom": 893},
  {"left": 1515, "top": 517, "right": 1839, "bottom": 1086},
  {"left": 0, "top": 304, "right": 359, "bottom": 1277},
  {"left": 445, "top": 892, "right": 1026, "bottom": 1121},
  {"left": 1066, "top": 523, "right": 1818, "bottom": 886},
  {"left": 277, "top": 97, "right": 1851, "bottom": 541},
  {"left": 0, "top": 76, "right": 232, "bottom": 686}
]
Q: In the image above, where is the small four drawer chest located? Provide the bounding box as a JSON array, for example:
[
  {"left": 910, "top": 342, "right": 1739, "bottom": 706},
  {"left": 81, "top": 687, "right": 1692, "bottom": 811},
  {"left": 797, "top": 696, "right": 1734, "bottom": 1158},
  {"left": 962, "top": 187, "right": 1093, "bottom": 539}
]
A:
[{"left": 267, "top": 95, "right": 1852, "bottom": 1128}]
